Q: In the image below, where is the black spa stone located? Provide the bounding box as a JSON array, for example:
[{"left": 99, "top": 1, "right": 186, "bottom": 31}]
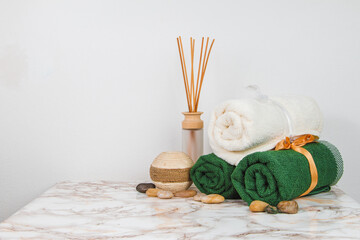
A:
[{"left": 136, "top": 183, "right": 156, "bottom": 193}]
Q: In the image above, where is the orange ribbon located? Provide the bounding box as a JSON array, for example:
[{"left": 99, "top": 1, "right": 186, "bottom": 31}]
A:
[{"left": 275, "top": 134, "right": 319, "bottom": 197}]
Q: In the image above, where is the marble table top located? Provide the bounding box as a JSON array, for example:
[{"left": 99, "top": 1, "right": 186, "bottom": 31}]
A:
[{"left": 0, "top": 181, "right": 359, "bottom": 239}]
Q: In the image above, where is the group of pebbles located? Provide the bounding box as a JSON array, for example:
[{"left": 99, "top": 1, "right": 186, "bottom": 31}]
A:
[
  {"left": 136, "top": 183, "right": 299, "bottom": 213},
  {"left": 136, "top": 183, "right": 224, "bottom": 204},
  {"left": 249, "top": 200, "right": 299, "bottom": 214}
]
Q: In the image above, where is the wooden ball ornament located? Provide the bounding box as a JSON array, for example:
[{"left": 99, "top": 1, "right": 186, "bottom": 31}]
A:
[{"left": 150, "top": 151, "right": 194, "bottom": 192}]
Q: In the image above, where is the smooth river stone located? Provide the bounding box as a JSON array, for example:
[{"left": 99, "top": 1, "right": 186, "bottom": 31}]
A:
[
  {"left": 146, "top": 188, "right": 159, "bottom": 197},
  {"left": 193, "top": 193, "right": 206, "bottom": 202},
  {"left": 265, "top": 205, "right": 278, "bottom": 214},
  {"left": 136, "top": 183, "right": 156, "bottom": 193},
  {"left": 201, "top": 194, "right": 225, "bottom": 204},
  {"left": 277, "top": 200, "right": 299, "bottom": 214},
  {"left": 174, "top": 190, "right": 197, "bottom": 198},
  {"left": 249, "top": 200, "right": 269, "bottom": 212},
  {"left": 157, "top": 190, "right": 174, "bottom": 199}
]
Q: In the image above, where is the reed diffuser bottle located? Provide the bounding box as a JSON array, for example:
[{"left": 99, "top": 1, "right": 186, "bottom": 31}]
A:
[
  {"left": 176, "top": 36, "right": 214, "bottom": 162},
  {"left": 182, "top": 112, "right": 203, "bottom": 162}
]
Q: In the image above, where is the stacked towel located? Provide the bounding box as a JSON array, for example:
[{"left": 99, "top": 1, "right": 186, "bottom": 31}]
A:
[
  {"left": 190, "top": 154, "right": 239, "bottom": 199},
  {"left": 231, "top": 141, "right": 343, "bottom": 205},
  {"left": 208, "top": 96, "right": 323, "bottom": 165},
  {"left": 190, "top": 95, "right": 343, "bottom": 204}
]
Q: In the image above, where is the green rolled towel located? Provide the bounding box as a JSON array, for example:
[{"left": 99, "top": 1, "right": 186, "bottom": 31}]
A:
[
  {"left": 231, "top": 141, "right": 343, "bottom": 206},
  {"left": 190, "top": 153, "right": 240, "bottom": 199}
]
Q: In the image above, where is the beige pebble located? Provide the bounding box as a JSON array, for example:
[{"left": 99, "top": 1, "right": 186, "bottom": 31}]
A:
[
  {"left": 201, "top": 194, "right": 225, "bottom": 204},
  {"left": 146, "top": 188, "right": 159, "bottom": 197},
  {"left": 157, "top": 190, "right": 174, "bottom": 199},
  {"left": 174, "top": 190, "right": 197, "bottom": 198},
  {"left": 193, "top": 193, "right": 206, "bottom": 202},
  {"left": 249, "top": 200, "right": 269, "bottom": 212},
  {"left": 277, "top": 200, "right": 299, "bottom": 214}
]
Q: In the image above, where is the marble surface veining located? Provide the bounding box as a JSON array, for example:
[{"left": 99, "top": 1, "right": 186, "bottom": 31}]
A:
[{"left": 0, "top": 181, "right": 359, "bottom": 239}]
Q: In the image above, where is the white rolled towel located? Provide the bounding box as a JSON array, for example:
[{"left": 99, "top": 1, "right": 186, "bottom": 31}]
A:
[{"left": 208, "top": 96, "right": 323, "bottom": 165}]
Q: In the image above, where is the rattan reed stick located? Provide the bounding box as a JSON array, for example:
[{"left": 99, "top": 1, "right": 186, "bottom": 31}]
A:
[
  {"left": 176, "top": 38, "right": 191, "bottom": 111},
  {"left": 179, "top": 37, "right": 192, "bottom": 112},
  {"left": 195, "top": 39, "right": 215, "bottom": 111},
  {"left": 195, "top": 37, "right": 204, "bottom": 106},
  {"left": 177, "top": 36, "right": 214, "bottom": 112}
]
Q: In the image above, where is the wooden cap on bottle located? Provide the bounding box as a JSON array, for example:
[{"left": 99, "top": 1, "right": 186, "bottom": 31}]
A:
[{"left": 182, "top": 112, "right": 203, "bottom": 129}]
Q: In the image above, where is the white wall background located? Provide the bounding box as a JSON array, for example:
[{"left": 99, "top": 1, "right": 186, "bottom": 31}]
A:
[{"left": 1, "top": 0, "right": 359, "bottom": 221}]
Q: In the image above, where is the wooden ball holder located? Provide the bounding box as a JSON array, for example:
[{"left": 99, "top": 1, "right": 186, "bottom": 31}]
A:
[{"left": 150, "top": 151, "right": 194, "bottom": 192}]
